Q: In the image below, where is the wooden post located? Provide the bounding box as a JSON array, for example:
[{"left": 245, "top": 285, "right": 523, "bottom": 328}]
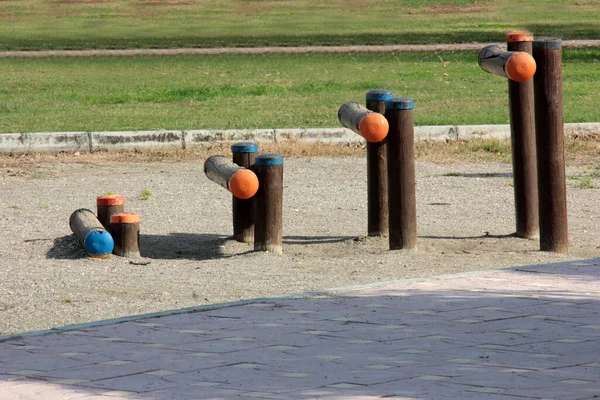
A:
[
  {"left": 478, "top": 44, "right": 537, "bottom": 82},
  {"left": 69, "top": 208, "right": 114, "bottom": 258},
  {"left": 507, "top": 31, "right": 539, "bottom": 239},
  {"left": 384, "top": 98, "right": 417, "bottom": 250},
  {"left": 110, "top": 212, "right": 141, "bottom": 258},
  {"left": 254, "top": 153, "right": 283, "bottom": 255},
  {"left": 366, "top": 89, "right": 393, "bottom": 237},
  {"left": 231, "top": 142, "right": 258, "bottom": 243},
  {"left": 96, "top": 194, "right": 125, "bottom": 233},
  {"left": 204, "top": 155, "right": 259, "bottom": 200},
  {"left": 532, "top": 38, "right": 568, "bottom": 253}
]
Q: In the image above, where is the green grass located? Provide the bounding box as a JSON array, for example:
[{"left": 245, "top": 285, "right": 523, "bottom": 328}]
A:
[
  {"left": 574, "top": 176, "right": 596, "bottom": 189},
  {"left": 138, "top": 188, "right": 152, "bottom": 200},
  {"left": 0, "top": 0, "right": 598, "bottom": 50},
  {"left": 0, "top": 49, "right": 598, "bottom": 133},
  {"left": 570, "top": 163, "right": 600, "bottom": 189}
]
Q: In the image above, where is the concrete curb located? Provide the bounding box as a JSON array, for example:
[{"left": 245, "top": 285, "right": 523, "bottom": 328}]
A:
[{"left": 0, "top": 123, "right": 598, "bottom": 153}]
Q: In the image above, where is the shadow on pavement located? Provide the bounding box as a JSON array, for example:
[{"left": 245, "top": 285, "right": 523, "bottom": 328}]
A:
[{"left": 1, "top": 259, "right": 599, "bottom": 399}]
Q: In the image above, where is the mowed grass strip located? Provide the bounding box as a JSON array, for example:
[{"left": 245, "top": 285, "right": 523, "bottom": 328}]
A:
[
  {"left": 0, "top": 0, "right": 599, "bottom": 50},
  {"left": 0, "top": 50, "right": 598, "bottom": 133}
]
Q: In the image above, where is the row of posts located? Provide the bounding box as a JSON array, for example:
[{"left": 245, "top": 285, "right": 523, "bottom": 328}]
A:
[
  {"left": 339, "top": 32, "right": 568, "bottom": 254},
  {"left": 339, "top": 91, "right": 418, "bottom": 251},
  {"left": 479, "top": 32, "right": 568, "bottom": 253},
  {"left": 204, "top": 149, "right": 284, "bottom": 255}
]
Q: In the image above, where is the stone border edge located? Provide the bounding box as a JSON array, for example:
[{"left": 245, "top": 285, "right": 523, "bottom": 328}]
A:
[
  {"left": 1, "top": 257, "right": 597, "bottom": 343},
  {"left": 0, "top": 123, "right": 598, "bottom": 153}
]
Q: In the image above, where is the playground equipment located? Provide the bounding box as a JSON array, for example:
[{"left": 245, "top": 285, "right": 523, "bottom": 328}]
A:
[
  {"left": 204, "top": 155, "right": 259, "bottom": 200},
  {"left": 254, "top": 154, "right": 284, "bottom": 255},
  {"left": 479, "top": 33, "right": 568, "bottom": 253},
  {"left": 338, "top": 102, "right": 389, "bottom": 143},
  {"left": 96, "top": 194, "right": 125, "bottom": 233},
  {"left": 532, "top": 38, "right": 568, "bottom": 253},
  {"left": 478, "top": 44, "right": 537, "bottom": 82},
  {"left": 384, "top": 97, "right": 417, "bottom": 250},
  {"left": 366, "top": 89, "right": 393, "bottom": 237},
  {"left": 110, "top": 212, "right": 141, "bottom": 258},
  {"left": 337, "top": 91, "right": 393, "bottom": 237},
  {"left": 480, "top": 33, "right": 539, "bottom": 240},
  {"left": 69, "top": 208, "right": 114, "bottom": 258},
  {"left": 231, "top": 142, "right": 259, "bottom": 243}
]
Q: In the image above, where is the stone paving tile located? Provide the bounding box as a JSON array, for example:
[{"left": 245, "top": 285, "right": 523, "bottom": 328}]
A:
[
  {"left": 1, "top": 258, "right": 599, "bottom": 399},
  {"left": 503, "top": 381, "right": 600, "bottom": 400},
  {"left": 140, "top": 386, "right": 246, "bottom": 400},
  {"left": 0, "top": 379, "right": 108, "bottom": 399},
  {"left": 76, "top": 373, "right": 180, "bottom": 392}
]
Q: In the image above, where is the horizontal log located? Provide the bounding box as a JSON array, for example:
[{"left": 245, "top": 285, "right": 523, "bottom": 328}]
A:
[
  {"left": 204, "top": 155, "right": 259, "bottom": 199},
  {"left": 69, "top": 208, "right": 114, "bottom": 258},
  {"left": 338, "top": 102, "right": 389, "bottom": 142},
  {"left": 478, "top": 44, "right": 536, "bottom": 82}
]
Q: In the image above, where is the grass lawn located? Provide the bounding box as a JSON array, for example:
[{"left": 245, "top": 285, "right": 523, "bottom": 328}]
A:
[
  {"left": 0, "top": 49, "right": 598, "bottom": 133},
  {"left": 0, "top": 0, "right": 599, "bottom": 50}
]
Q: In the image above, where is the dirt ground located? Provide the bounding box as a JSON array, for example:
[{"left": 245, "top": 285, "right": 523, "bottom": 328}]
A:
[{"left": 1, "top": 154, "right": 599, "bottom": 336}]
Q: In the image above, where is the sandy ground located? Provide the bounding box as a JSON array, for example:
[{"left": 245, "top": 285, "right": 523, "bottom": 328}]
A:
[{"left": 1, "top": 157, "right": 599, "bottom": 336}]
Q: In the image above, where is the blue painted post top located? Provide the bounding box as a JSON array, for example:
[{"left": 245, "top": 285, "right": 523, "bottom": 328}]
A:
[
  {"left": 385, "top": 97, "right": 415, "bottom": 110},
  {"left": 366, "top": 89, "right": 394, "bottom": 102},
  {"left": 83, "top": 229, "right": 114, "bottom": 257},
  {"left": 231, "top": 142, "right": 259, "bottom": 153},
  {"left": 532, "top": 38, "right": 561, "bottom": 49},
  {"left": 255, "top": 153, "right": 284, "bottom": 167}
]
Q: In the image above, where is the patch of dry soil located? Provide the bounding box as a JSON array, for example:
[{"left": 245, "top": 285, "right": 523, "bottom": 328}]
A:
[{"left": 1, "top": 158, "right": 599, "bottom": 335}]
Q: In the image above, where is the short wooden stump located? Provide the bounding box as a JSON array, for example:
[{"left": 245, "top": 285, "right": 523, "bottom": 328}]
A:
[
  {"left": 96, "top": 194, "right": 125, "bottom": 232},
  {"left": 110, "top": 212, "right": 141, "bottom": 258}
]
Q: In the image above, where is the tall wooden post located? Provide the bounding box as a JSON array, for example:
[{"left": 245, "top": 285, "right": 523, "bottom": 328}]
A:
[
  {"left": 254, "top": 154, "right": 284, "bottom": 255},
  {"left": 507, "top": 31, "right": 539, "bottom": 239},
  {"left": 384, "top": 98, "right": 417, "bottom": 250},
  {"left": 366, "top": 89, "right": 393, "bottom": 237},
  {"left": 532, "top": 38, "right": 568, "bottom": 253},
  {"left": 232, "top": 142, "right": 258, "bottom": 243}
]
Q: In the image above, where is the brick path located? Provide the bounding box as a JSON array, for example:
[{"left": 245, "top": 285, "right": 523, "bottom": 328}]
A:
[{"left": 1, "top": 259, "right": 599, "bottom": 399}]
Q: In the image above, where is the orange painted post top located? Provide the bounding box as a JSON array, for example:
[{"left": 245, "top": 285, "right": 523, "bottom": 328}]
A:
[
  {"left": 110, "top": 212, "right": 141, "bottom": 224},
  {"left": 96, "top": 194, "right": 125, "bottom": 206},
  {"left": 338, "top": 102, "right": 389, "bottom": 143},
  {"left": 507, "top": 31, "right": 534, "bottom": 43},
  {"left": 229, "top": 169, "right": 259, "bottom": 200},
  {"left": 478, "top": 44, "right": 536, "bottom": 82}
]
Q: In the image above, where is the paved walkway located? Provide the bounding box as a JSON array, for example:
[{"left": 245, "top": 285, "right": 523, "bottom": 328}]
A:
[
  {"left": 1, "top": 40, "right": 599, "bottom": 58},
  {"left": 1, "top": 259, "right": 599, "bottom": 400}
]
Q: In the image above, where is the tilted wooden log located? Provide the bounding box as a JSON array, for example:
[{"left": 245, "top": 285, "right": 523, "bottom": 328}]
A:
[
  {"left": 478, "top": 44, "right": 536, "bottom": 82},
  {"left": 338, "top": 102, "right": 389, "bottom": 143},
  {"left": 69, "top": 208, "right": 114, "bottom": 258},
  {"left": 204, "top": 155, "right": 259, "bottom": 200}
]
